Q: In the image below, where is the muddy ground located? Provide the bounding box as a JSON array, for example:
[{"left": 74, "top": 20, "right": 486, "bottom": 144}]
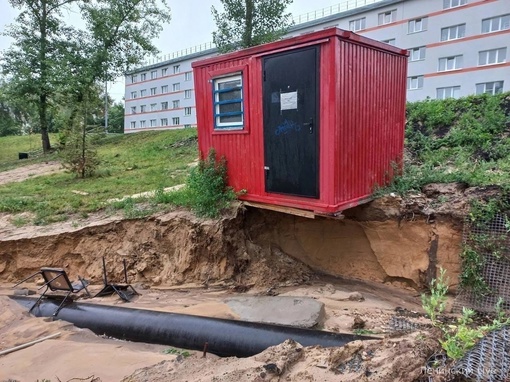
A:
[{"left": 1, "top": 163, "right": 494, "bottom": 381}]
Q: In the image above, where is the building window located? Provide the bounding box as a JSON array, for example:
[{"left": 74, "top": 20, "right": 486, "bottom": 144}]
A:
[
  {"left": 407, "top": 76, "right": 424, "bottom": 90},
  {"left": 381, "top": 38, "right": 396, "bottom": 46},
  {"left": 161, "top": 68, "right": 168, "bottom": 76},
  {"left": 443, "top": 0, "right": 467, "bottom": 9},
  {"left": 131, "top": 91, "right": 137, "bottom": 99},
  {"left": 185, "top": 107, "right": 192, "bottom": 115},
  {"left": 476, "top": 81, "right": 504, "bottom": 95},
  {"left": 173, "top": 65, "right": 180, "bottom": 74},
  {"left": 349, "top": 17, "right": 366, "bottom": 32},
  {"left": 150, "top": 87, "right": 157, "bottom": 96},
  {"left": 140, "top": 120, "right": 146, "bottom": 128},
  {"left": 161, "top": 101, "right": 168, "bottom": 110},
  {"left": 378, "top": 10, "right": 396, "bottom": 25},
  {"left": 184, "top": 124, "right": 192, "bottom": 128},
  {"left": 408, "top": 17, "right": 427, "bottom": 33},
  {"left": 141, "top": 73, "right": 146, "bottom": 81},
  {"left": 478, "top": 48, "right": 507, "bottom": 66},
  {"left": 140, "top": 105, "right": 146, "bottom": 113},
  {"left": 441, "top": 24, "right": 466, "bottom": 41},
  {"left": 130, "top": 121, "right": 136, "bottom": 129},
  {"left": 151, "top": 70, "right": 157, "bottom": 79},
  {"left": 161, "top": 118, "right": 168, "bottom": 126},
  {"left": 438, "top": 55, "right": 463, "bottom": 71},
  {"left": 130, "top": 106, "right": 136, "bottom": 114},
  {"left": 185, "top": 90, "right": 192, "bottom": 99},
  {"left": 213, "top": 74, "right": 243, "bottom": 130},
  {"left": 161, "top": 85, "right": 168, "bottom": 93},
  {"left": 172, "top": 117, "right": 180, "bottom": 125},
  {"left": 482, "top": 14, "right": 510, "bottom": 33},
  {"left": 131, "top": 74, "right": 137, "bottom": 83},
  {"left": 140, "top": 89, "right": 147, "bottom": 97},
  {"left": 409, "top": 46, "right": 426, "bottom": 61},
  {"left": 436, "top": 86, "right": 460, "bottom": 99},
  {"left": 173, "top": 83, "right": 180, "bottom": 92},
  {"left": 150, "top": 119, "right": 157, "bottom": 127},
  {"left": 172, "top": 100, "right": 180, "bottom": 109},
  {"left": 150, "top": 103, "right": 157, "bottom": 111},
  {"left": 185, "top": 72, "right": 192, "bottom": 81}
]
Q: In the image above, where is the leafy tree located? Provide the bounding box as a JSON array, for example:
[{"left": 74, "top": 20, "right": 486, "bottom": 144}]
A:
[
  {"left": 2, "top": 0, "right": 82, "bottom": 152},
  {"left": 107, "top": 102, "right": 125, "bottom": 133},
  {"left": 212, "top": 0, "right": 293, "bottom": 53}
]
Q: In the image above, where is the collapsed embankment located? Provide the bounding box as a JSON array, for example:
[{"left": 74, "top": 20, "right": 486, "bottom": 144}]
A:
[{"left": 0, "top": 183, "right": 485, "bottom": 291}]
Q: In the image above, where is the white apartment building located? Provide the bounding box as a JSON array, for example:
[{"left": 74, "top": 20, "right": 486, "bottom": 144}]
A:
[{"left": 124, "top": 0, "right": 510, "bottom": 133}]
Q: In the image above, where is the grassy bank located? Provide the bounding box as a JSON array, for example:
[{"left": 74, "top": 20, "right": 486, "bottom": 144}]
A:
[{"left": 0, "top": 129, "right": 198, "bottom": 225}]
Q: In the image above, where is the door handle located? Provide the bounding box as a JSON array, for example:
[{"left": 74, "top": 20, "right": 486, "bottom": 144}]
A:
[{"left": 303, "top": 118, "right": 313, "bottom": 134}]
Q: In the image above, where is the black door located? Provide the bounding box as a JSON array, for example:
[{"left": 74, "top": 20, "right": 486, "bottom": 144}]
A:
[{"left": 263, "top": 47, "right": 319, "bottom": 198}]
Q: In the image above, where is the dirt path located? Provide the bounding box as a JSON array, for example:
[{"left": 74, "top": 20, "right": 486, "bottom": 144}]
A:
[{"left": 0, "top": 161, "right": 63, "bottom": 186}]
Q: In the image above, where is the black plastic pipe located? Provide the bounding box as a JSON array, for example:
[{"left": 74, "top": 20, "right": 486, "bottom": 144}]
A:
[{"left": 11, "top": 296, "right": 374, "bottom": 357}]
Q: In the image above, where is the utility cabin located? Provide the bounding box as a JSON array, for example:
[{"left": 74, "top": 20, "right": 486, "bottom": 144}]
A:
[{"left": 192, "top": 28, "right": 408, "bottom": 217}]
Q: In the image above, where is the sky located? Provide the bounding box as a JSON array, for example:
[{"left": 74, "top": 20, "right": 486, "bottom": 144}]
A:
[{"left": 0, "top": 0, "right": 340, "bottom": 101}]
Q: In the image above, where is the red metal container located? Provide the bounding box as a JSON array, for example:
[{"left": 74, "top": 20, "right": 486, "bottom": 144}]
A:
[{"left": 192, "top": 28, "right": 407, "bottom": 216}]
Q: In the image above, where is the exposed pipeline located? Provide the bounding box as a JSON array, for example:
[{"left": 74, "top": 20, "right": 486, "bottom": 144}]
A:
[{"left": 11, "top": 296, "right": 375, "bottom": 357}]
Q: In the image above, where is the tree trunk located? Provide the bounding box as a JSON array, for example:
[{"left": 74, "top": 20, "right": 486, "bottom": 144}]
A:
[
  {"left": 243, "top": 0, "right": 254, "bottom": 48},
  {"left": 39, "top": 0, "right": 51, "bottom": 153}
]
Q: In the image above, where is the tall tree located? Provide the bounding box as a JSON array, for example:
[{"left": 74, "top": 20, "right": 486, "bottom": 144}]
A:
[
  {"left": 2, "top": 0, "right": 81, "bottom": 152},
  {"left": 212, "top": 0, "right": 293, "bottom": 53}
]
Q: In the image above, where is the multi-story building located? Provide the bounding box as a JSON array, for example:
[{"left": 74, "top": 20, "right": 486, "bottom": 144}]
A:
[{"left": 124, "top": 0, "right": 509, "bottom": 133}]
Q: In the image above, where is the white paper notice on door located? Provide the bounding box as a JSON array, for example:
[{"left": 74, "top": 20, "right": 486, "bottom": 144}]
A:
[{"left": 280, "top": 91, "right": 298, "bottom": 111}]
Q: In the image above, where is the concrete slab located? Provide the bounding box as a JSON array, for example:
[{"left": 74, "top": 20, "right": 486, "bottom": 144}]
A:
[{"left": 225, "top": 296, "right": 325, "bottom": 328}]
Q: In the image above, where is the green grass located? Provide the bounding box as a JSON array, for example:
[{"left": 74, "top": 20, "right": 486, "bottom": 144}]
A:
[
  {"left": 0, "top": 129, "right": 198, "bottom": 224},
  {"left": 0, "top": 133, "right": 60, "bottom": 171}
]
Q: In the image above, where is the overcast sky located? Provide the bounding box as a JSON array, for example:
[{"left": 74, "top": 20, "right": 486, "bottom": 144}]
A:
[{"left": 0, "top": 0, "right": 340, "bottom": 100}]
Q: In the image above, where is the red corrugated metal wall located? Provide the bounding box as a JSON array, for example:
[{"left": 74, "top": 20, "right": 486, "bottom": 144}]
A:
[
  {"left": 193, "top": 29, "right": 407, "bottom": 215},
  {"left": 334, "top": 37, "right": 407, "bottom": 209}
]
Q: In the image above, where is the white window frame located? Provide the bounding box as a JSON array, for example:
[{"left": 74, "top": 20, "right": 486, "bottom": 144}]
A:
[
  {"left": 349, "top": 17, "right": 366, "bottom": 32},
  {"left": 443, "top": 0, "right": 467, "bottom": 9},
  {"left": 150, "top": 87, "right": 157, "bottom": 96},
  {"left": 482, "top": 14, "right": 510, "bottom": 33},
  {"left": 172, "top": 117, "right": 180, "bottom": 126},
  {"left": 408, "top": 17, "right": 427, "bottom": 33},
  {"left": 130, "top": 121, "right": 136, "bottom": 129},
  {"left": 130, "top": 106, "right": 136, "bottom": 114},
  {"left": 378, "top": 10, "right": 396, "bottom": 25},
  {"left": 438, "top": 55, "right": 463, "bottom": 71},
  {"left": 161, "top": 101, "right": 168, "bottom": 110},
  {"left": 150, "top": 103, "right": 157, "bottom": 112},
  {"left": 173, "top": 65, "right": 180, "bottom": 74},
  {"left": 130, "top": 91, "right": 137, "bottom": 99},
  {"left": 478, "top": 48, "right": 507, "bottom": 66},
  {"left": 140, "top": 89, "right": 147, "bottom": 97},
  {"left": 161, "top": 68, "right": 168, "bottom": 76},
  {"left": 140, "top": 120, "right": 146, "bottom": 128},
  {"left": 140, "top": 73, "right": 146, "bottom": 81},
  {"left": 213, "top": 73, "right": 244, "bottom": 130},
  {"left": 436, "top": 86, "right": 460, "bottom": 99},
  {"left": 161, "top": 118, "right": 168, "bottom": 126},
  {"left": 150, "top": 70, "right": 157, "bottom": 79},
  {"left": 409, "top": 46, "right": 426, "bottom": 62},
  {"left": 381, "top": 38, "right": 396, "bottom": 46},
  {"left": 140, "top": 105, "right": 146, "bottom": 113},
  {"left": 131, "top": 74, "right": 137, "bottom": 83},
  {"left": 161, "top": 85, "right": 168, "bottom": 93},
  {"left": 185, "top": 72, "right": 192, "bottom": 81},
  {"left": 441, "top": 24, "right": 466, "bottom": 41},
  {"left": 476, "top": 81, "right": 504, "bottom": 95},
  {"left": 185, "top": 90, "right": 192, "bottom": 99},
  {"left": 172, "top": 83, "right": 180, "bottom": 92},
  {"left": 184, "top": 107, "right": 192, "bottom": 116},
  {"left": 407, "top": 76, "right": 424, "bottom": 90},
  {"left": 150, "top": 119, "right": 157, "bottom": 127},
  {"left": 173, "top": 100, "right": 180, "bottom": 109}
]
